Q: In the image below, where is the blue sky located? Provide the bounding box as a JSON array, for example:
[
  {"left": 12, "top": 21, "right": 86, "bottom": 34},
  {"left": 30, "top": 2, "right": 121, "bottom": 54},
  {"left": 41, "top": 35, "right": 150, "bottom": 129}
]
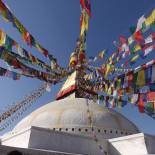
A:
[{"left": 0, "top": 0, "right": 154, "bottom": 135}]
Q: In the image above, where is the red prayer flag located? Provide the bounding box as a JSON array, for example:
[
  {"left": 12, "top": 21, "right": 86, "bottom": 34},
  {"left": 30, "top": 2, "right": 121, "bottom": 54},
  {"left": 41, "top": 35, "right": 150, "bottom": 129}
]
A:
[
  {"left": 147, "top": 92, "right": 155, "bottom": 101},
  {"left": 138, "top": 94, "right": 144, "bottom": 113},
  {"left": 134, "top": 31, "right": 144, "bottom": 42},
  {"left": 151, "top": 32, "right": 155, "bottom": 40},
  {"left": 80, "top": 0, "right": 91, "bottom": 17},
  {"left": 124, "top": 60, "right": 129, "bottom": 66},
  {"left": 41, "top": 48, "right": 48, "bottom": 57},
  {"left": 127, "top": 72, "right": 134, "bottom": 85},
  {"left": 119, "top": 35, "right": 127, "bottom": 44}
]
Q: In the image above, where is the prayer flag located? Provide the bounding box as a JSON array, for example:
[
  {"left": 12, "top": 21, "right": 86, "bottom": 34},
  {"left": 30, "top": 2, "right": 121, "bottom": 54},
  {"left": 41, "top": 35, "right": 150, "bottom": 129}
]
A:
[
  {"left": 119, "top": 35, "right": 127, "bottom": 44},
  {"left": 136, "top": 69, "right": 146, "bottom": 87},
  {"left": 151, "top": 22, "right": 155, "bottom": 32},
  {"left": 80, "top": 0, "right": 91, "bottom": 17},
  {"left": 130, "top": 55, "right": 139, "bottom": 64},
  {"left": 129, "top": 26, "right": 136, "bottom": 35},
  {"left": 141, "top": 21, "right": 148, "bottom": 33},
  {"left": 145, "top": 102, "right": 155, "bottom": 114},
  {"left": 151, "top": 64, "right": 155, "bottom": 83},
  {"left": 136, "top": 15, "right": 146, "bottom": 31},
  {"left": 145, "top": 66, "right": 152, "bottom": 85},
  {"left": 128, "top": 36, "right": 134, "bottom": 45},
  {"left": 138, "top": 94, "right": 145, "bottom": 113},
  {"left": 0, "top": 29, "right": 6, "bottom": 45},
  {"left": 147, "top": 92, "right": 155, "bottom": 101},
  {"left": 145, "top": 35, "right": 153, "bottom": 44},
  {"left": 134, "top": 31, "right": 144, "bottom": 42},
  {"left": 145, "top": 9, "right": 155, "bottom": 27},
  {"left": 98, "top": 50, "right": 105, "bottom": 59},
  {"left": 151, "top": 32, "right": 155, "bottom": 40},
  {"left": 144, "top": 46, "right": 153, "bottom": 56},
  {"left": 134, "top": 44, "right": 141, "bottom": 53},
  {"left": 130, "top": 94, "right": 139, "bottom": 104},
  {"left": 150, "top": 83, "right": 155, "bottom": 91}
]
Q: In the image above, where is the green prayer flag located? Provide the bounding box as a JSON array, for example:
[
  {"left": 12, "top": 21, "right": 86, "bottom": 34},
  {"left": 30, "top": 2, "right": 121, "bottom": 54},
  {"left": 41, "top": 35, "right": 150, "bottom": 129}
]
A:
[
  {"left": 141, "top": 22, "right": 147, "bottom": 33},
  {"left": 145, "top": 102, "right": 154, "bottom": 114},
  {"left": 129, "top": 26, "right": 136, "bottom": 34},
  {"left": 130, "top": 47, "right": 135, "bottom": 54},
  {"left": 151, "top": 22, "right": 155, "bottom": 32}
]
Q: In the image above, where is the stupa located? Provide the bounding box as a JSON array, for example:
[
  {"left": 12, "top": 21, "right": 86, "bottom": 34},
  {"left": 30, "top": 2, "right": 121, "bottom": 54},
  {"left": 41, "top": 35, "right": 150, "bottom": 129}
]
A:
[{"left": 0, "top": 71, "right": 155, "bottom": 155}]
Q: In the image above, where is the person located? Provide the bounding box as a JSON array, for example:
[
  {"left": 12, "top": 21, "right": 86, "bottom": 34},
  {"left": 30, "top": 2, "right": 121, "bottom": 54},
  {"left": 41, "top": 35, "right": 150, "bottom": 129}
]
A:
[{"left": 7, "top": 150, "right": 23, "bottom": 155}]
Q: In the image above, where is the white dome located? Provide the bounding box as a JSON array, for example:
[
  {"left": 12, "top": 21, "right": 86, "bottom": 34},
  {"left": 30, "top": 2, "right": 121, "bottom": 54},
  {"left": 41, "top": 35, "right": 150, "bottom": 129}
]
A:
[{"left": 13, "top": 97, "right": 139, "bottom": 138}]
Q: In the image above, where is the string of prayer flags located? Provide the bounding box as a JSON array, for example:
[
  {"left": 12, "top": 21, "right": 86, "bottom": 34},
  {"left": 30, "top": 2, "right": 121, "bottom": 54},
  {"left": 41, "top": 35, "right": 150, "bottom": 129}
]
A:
[
  {"left": 80, "top": 0, "right": 91, "bottom": 17},
  {"left": 0, "top": 0, "right": 60, "bottom": 66},
  {"left": 77, "top": 71, "right": 155, "bottom": 119},
  {"left": 105, "top": 10, "right": 154, "bottom": 67},
  {"left": 112, "top": 60, "right": 155, "bottom": 94},
  {"left": 80, "top": 10, "right": 89, "bottom": 36},
  {"left": 97, "top": 89, "right": 155, "bottom": 118},
  {"left": 0, "top": 83, "right": 46, "bottom": 125},
  {"left": 0, "top": 29, "right": 54, "bottom": 72},
  {"left": 0, "top": 46, "right": 64, "bottom": 83},
  {"left": 0, "top": 66, "right": 20, "bottom": 80},
  {"left": 88, "top": 49, "right": 107, "bottom": 63},
  {"left": 100, "top": 8, "right": 155, "bottom": 70},
  {"left": 70, "top": 0, "right": 92, "bottom": 69}
]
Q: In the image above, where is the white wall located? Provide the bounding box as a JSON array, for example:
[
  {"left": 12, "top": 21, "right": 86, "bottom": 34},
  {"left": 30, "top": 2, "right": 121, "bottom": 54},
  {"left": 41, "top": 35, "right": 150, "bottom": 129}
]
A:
[
  {"left": 28, "top": 126, "right": 106, "bottom": 155},
  {"left": 1, "top": 129, "right": 31, "bottom": 148},
  {"left": 108, "top": 133, "right": 148, "bottom": 155}
]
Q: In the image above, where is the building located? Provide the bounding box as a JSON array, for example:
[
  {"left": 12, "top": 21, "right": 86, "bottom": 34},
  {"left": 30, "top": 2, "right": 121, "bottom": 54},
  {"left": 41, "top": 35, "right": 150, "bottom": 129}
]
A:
[{"left": 0, "top": 72, "right": 155, "bottom": 155}]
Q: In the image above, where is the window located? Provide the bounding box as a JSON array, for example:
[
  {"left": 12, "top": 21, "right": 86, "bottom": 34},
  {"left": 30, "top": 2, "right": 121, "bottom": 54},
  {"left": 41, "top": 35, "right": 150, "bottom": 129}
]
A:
[{"left": 104, "top": 151, "right": 108, "bottom": 155}]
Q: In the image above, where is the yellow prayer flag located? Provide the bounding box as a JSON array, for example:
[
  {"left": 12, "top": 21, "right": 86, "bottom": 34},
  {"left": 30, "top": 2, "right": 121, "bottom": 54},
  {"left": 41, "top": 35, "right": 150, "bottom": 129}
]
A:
[
  {"left": 105, "top": 64, "right": 111, "bottom": 77},
  {"left": 0, "top": 29, "right": 6, "bottom": 45},
  {"left": 130, "top": 55, "right": 139, "bottom": 63},
  {"left": 128, "top": 36, "right": 134, "bottom": 45},
  {"left": 145, "top": 9, "right": 155, "bottom": 27},
  {"left": 152, "top": 9, "right": 155, "bottom": 21},
  {"left": 136, "top": 69, "right": 146, "bottom": 87},
  {"left": 134, "top": 44, "right": 141, "bottom": 52},
  {"left": 98, "top": 50, "right": 105, "bottom": 59},
  {"left": 85, "top": 13, "right": 89, "bottom": 31},
  {"left": 80, "top": 12, "right": 89, "bottom": 35}
]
